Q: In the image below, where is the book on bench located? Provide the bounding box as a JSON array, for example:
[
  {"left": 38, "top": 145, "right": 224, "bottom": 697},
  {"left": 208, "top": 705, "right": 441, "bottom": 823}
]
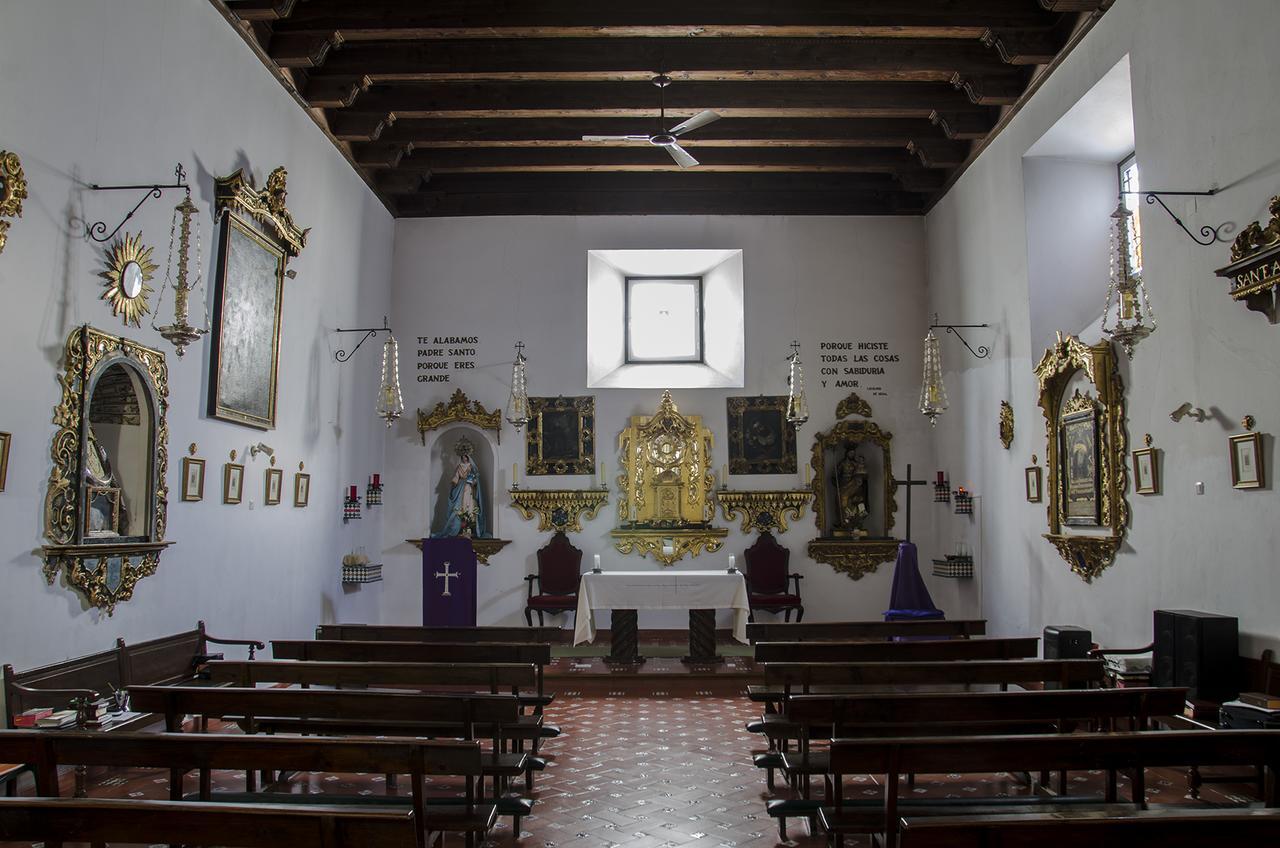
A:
[{"left": 1238, "top": 691, "right": 1280, "bottom": 710}]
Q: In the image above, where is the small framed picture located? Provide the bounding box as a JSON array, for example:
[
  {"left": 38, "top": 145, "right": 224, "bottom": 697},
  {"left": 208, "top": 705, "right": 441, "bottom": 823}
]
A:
[
  {"left": 0, "top": 431, "right": 10, "bottom": 492},
  {"left": 265, "top": 467, "right": 283, "bottom": 505},
  {"left": 181, "top": 457, "right": 206, "bottom": 502},
  {"left": 1132, "top": 448, "right": 1159, "bottom": 495},
  {"left": 1025, "top": 466, "right": 1042, "bottom": 503},
  {"left": 223, "top": 462, "right": 245, "bottom": 504},
  {"left": 1229, "top": 432, "right": 1264, "bottom": 489},
  {"left": 293, "top": 472, "right": 311, "bottom": 507}
]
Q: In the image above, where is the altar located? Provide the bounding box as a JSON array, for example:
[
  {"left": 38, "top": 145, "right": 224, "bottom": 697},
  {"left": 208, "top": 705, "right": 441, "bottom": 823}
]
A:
[{"left": 573, "top": 570, "right": 750, "bottom": 664}]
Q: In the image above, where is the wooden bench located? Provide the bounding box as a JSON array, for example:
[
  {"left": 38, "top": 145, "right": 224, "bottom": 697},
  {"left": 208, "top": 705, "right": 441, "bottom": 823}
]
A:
[
  {"left": 0, "top": 729, "right": 492, "bottom": 848},
  {"left": 0, "top": 797, "right": 423, "bottom": 848},
  {"left": 317, "top": 623, "right": 566, "bottom": 645},
  {"left": 754, "top": 636, "right": 1039, "bottom": 664},
  {"left": 897, "top": 807, "right": 1280, "bottom": 848},
  {"left": 819, "top": 729, "right": 1280, "bottom": 847},
  {"left": 747, "top": 619, "right": 987, "bottom": 643}
]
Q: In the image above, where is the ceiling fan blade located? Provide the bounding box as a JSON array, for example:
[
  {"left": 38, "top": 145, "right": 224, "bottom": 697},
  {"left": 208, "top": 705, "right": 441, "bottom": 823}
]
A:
[
  {"left": 669, "top": 110, "right": 721, "bottom": 137},
  {"left": 666, "top": 141, "right": 699, "bottom": 169},
  {"left": 581, "top": 134, "right": 651, "bottom": 142}
]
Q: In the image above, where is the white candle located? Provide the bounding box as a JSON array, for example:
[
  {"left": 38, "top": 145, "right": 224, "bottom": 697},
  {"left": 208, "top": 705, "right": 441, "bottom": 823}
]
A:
[
  {"left": 728, "top": 555, "right": 736, "bottom": 570},
  {"left": 513, "top": 463, "right": 518, "bottom": 485},
  {"left": 599, "top": 463, "right": 605, "bottom": 488},
  {"left": 593, "top": 553, "right": 601, "bottom": 569}
]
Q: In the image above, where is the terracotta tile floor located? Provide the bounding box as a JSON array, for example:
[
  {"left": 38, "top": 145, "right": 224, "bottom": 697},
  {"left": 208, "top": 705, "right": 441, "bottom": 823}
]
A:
[{"left": 6, "top": 677, "right": 1262, "bottom": 848}]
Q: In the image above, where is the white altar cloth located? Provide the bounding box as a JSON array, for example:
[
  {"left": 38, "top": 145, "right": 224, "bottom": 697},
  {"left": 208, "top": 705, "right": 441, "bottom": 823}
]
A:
[{"left": 573, "top": 570, "right": 750, "bottom": 645}]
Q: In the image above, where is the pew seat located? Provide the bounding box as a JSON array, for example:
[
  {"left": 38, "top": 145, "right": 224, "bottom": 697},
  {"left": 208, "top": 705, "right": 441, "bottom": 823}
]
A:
[{"left": 896, "top": 808, "right": 1280, "bottom": 847}]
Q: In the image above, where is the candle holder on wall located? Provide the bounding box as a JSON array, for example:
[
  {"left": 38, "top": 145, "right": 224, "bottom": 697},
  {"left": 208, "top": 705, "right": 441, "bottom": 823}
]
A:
[
  {"left": 366, "top": 474, "right": 384, "bottom": 506},
  {"left": 933, "top": 472, "right": 951, "bottom": 504},
  {"left": 343, "top": 486, "right": 362, "bottom": 522},
  {"left": 954, "top": 487, "right": 974, "bottom": 515}
]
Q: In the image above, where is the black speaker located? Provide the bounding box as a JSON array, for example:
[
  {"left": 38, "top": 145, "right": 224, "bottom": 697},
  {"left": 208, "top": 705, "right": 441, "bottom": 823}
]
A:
[
  {"left": 1153, "top": 609, "right": 1239, "bottom": 702},
  {"left": 1043, "top": 625, "right": 1092, "bottom": 660}
]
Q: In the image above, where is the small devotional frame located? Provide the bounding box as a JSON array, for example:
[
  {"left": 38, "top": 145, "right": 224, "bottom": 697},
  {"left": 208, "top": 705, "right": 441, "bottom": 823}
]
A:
[
  {"left": 1025, "top": 465, "right": 1042, "bottom": 503},
  {"left": 265, "top": 467, "right": 283, "bottom": 505},
  {"left": 181, "top": 457, "right": 205, "bottom": 502},
  {"left": 294, "top": 472, "right": 311, "bottom": 507},
  {"left": 223, "top": 462, "right": 244, "bottom": 504},
  {"left": 1229, "top": 432, "right": 1264, "bottom": 489},
  {"left": 1132, "top": 447, "right": 1159, "bottom": 495},
  {"left": 526, "top": 395, "right": 595, "bottom": 476}
]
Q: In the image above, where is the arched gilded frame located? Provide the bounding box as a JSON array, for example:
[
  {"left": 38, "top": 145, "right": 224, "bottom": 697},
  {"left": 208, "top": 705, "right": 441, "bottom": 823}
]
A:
[
  {"left": 806, "top": 419, "right": 899, "bottom": 580},
  {"left": 1034, "top": 333, "right": 1128, "bottom": 582}
]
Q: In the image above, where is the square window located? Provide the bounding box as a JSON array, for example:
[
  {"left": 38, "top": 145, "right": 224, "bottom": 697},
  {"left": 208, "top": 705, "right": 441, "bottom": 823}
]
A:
[{"left": 625, "top": 277, "right": 703, "bottom": 364}]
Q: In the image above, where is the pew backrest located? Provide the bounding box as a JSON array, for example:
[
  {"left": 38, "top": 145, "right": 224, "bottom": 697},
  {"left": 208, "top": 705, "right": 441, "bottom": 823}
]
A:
[
  {"left": 747, "top": 619, "right": 986, "bottom": 643},
  {"left": 762, "top": 659, "right": 1104, "bottom": 691},
  {"left": 316, "top": 624, "right": 564, "bottom": 644},
  {"left": 3, "top": 649, "right": 123, "bottom": 727},
  {"left": 272, "top": 640, "right": 551, "bottom": 666},
  {"left": 754, "top": 636, "right": 1039, "bottom": 663},
  {"left": 206, "top": 660, "right": 539, "bottom": 692}
]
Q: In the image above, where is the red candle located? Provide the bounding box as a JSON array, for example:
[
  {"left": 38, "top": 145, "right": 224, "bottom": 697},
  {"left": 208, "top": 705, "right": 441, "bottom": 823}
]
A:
[
  {"left": 349, "top": 485, "right": 357, "bottom": 500},
  {"left": 936, "top": 471, "right": 944, "bottom": 484},
  {"left": 372, "top": 473, "right": 380, "bottom": 487}
]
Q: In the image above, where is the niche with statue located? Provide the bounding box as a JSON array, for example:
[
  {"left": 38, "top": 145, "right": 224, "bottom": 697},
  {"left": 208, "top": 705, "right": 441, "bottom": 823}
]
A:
[{"left": 806, "top": 419, "right": 899, "bottom": 580}]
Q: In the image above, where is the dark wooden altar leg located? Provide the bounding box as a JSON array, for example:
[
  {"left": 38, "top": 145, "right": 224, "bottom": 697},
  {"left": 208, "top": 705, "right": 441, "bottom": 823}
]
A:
[
  {"left": 604, "top": 609, "right": 644, "bottom": 665},
  {"left": 684, "top": 609, "right": 724, "bottom": 664}
]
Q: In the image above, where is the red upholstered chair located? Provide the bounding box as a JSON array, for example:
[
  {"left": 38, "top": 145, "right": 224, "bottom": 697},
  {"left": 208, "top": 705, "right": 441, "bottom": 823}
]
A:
[
  {"left": 525, "top": 531, "right": 583, "bottom": 626},
  {"left": 743, "top": 531, "right": 804, "bottom": 622}
]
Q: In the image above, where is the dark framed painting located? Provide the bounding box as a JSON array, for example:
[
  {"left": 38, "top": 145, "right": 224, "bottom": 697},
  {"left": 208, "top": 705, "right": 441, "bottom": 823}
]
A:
[
  {"left": 527, "top": 396, "right": 595, "bottom": 475},
  {"left": 1059, "top": 407, "right": 1100, "bottom": 525},
  {"left": 728, "top": 395, "right": 797, "bottom": 475},
  {"left": 208, "top": 211, "right": 286, "bottom": 430}
]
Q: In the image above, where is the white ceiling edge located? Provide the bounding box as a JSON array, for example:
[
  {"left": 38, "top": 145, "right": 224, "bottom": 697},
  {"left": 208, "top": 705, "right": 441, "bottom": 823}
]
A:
[{"left": 1025, "top": 54, "right": 1135, "bottom": 163}]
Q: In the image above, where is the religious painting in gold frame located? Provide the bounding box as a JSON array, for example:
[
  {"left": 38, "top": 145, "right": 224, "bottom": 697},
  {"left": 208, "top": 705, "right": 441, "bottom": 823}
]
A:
[
  {"left": 1059, "top": 398, "right": 1100, "bottom": 526},
  {"left": 526, "top": 396, "right": 594, "bottom": 475},
  {"left": 727, "top": 395, "right": 796, "bottom": 475}
]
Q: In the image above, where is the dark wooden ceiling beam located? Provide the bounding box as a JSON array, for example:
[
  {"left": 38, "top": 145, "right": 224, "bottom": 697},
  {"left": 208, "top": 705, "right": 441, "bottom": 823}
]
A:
[
  {"left": 386, "top": 170, "right": 907, "bottom": 194},
  {"left": 950, "top": 72, "right": 1026, "bottom": 106},
  {"left": 980, "top": 28, "right": 1061, "bottom": 65},
  {"left": 328, "top": 111, "right": 397, "bottom": 142},
  {"left": 929, "top": 109, "right": 991, "bottom": 140},
  {"left": 306, "top": 76, "right": 370, "bottom": 108},
  {"left": 906, "top": 138, "right": 968, "bottom": 168},
  {"left": 223, "top": 0, "right": 299, "bottom": 21},
  {"left": 268, "top": 32, "right": 343, "bottom": 68}
]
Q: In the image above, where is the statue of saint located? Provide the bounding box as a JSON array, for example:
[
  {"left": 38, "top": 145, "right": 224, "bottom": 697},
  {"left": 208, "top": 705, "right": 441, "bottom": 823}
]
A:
[
  {"left": 433, "top": 437, "right": 487, "bottom": 538},
  {"left": 834, "top": 447, "right": 870, "bottom": 535},
  {"left": 85, "top": 425, "right": 128, "bottom": 535}
]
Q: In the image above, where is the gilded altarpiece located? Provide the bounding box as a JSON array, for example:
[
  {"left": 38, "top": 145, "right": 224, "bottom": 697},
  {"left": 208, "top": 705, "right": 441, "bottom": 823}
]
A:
[{"left": 611, "top": 391, "right": 727, "bottom": 565}]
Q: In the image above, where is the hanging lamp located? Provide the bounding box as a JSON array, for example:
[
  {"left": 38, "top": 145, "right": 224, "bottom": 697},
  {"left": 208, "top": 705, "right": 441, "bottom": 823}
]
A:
[
  {"left": 785, "top": 341, "right": 809, "bottom": 426},
  {"left": 506, "top": 341, "right": 530, "bottom": 431},
  {"left": 1101, "top": 201, "right": 1155, "bottom": 358},
  {"left": 375, "top": 332, "right": 404, "bottom": 427},
  {"left": 919, "top": 328, "right": 948, "bottom": 426}
]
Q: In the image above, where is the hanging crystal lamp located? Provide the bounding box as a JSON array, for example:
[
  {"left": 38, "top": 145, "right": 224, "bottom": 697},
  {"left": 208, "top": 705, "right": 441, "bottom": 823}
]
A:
[
  {"left": 785, "top": 341, "right": 809, "bottom": 426},
  {"left": 506, "top": 341, "right": 530, "bottom": 431},
  {"left": 375, "top": 333, "right": 404, "bottom": 427},
  {"left": 152, "top": 192, "right": 209, "bottom": 357},
  {"left": 919, "top": 328, "right": 948, "bottom": 426},
  {"left": 1101, "top": 201, "right": 1155, "bottom": 359}
]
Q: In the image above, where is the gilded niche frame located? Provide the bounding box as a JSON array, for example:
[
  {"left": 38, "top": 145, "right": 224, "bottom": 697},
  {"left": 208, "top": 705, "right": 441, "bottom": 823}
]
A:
[
  {"left": 42, "top": 326, "right": 173, "bottom": 614},
  {"left": 727, "top": 395, "right": 797, "bottom": 475},
  {"left": 526, "top": 396, "right": 595, "bottom": 476},
  {"left": 1034, "top": 333, "right": 1128, "bottom": 582}
]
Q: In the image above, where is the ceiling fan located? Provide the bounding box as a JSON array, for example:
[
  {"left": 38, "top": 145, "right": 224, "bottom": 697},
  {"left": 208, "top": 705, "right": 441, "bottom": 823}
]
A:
[{"left": 582, "top": 74, "right": 721, "bottom": 169}]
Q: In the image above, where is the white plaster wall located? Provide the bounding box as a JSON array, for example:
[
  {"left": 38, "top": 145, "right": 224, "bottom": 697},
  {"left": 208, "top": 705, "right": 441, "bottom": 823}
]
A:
[
  {"left": 0, "top": 0, "right": 394, "bottom": 671},
  {"left": 384, "top": 215, "right": 964, "bottom": 630},
  {"left": 925, "top": 0, "right": 1280, "bottom": 653}
]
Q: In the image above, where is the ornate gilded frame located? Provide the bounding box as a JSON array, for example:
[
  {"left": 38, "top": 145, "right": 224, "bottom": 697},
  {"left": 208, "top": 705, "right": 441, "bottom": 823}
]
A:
[
  {"left": 1034, "top": 333, "right": 1128, "bottom": 582},
  {"left": 1214, "top": 194, "right": 1280, "bottom": 321},
  {"left": 213, "top": 167, "right": 308, "bottom": 260},
  {"left": 526, "top": 395, "right": 595, "bottom": 475},
  {"left": 836, "top": 392, "right": 873, "bottom": 419},
  {"left": 42, "top": 326, "right": 172, "bottom": 614},
  {"left": 805, "top": 420, "right": 898, "bottom": 580},
  {"left": 727, "top": 395, "right": 797, "bottom": 474},
  {"left": 0, "top": 150, "right": 27, "bottom": 256},
  {"left": 417, "top": 389, "right": 503, "bottom": 445}
]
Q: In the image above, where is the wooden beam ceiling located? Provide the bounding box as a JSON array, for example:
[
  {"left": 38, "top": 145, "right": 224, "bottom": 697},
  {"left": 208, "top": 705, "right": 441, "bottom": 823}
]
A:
[{"left": 215, "top": 0, "right": 1110, "bottom": 216}]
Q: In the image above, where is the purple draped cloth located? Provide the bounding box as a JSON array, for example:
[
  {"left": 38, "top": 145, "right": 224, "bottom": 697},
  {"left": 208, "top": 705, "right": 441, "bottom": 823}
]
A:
[
  {"left": 421, "top": 537, "right": 478, "bottom": 626},
  {"left": 883, "top": 541, "right": 944, "bottom": 621}
]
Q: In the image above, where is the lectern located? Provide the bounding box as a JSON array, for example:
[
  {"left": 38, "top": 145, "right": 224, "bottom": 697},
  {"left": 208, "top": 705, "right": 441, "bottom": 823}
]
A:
[{"left": 420, "top": 537, "right": 477, "bottom": 626}]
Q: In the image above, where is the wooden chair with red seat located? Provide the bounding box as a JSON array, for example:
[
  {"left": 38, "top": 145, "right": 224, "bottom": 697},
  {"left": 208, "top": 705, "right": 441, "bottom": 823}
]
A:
[
  {"left": 524, "top": 531, "right": 583, "bottom": 626},
  {"left": 743, "top": 531, "right": 804, "bottom": 623}
]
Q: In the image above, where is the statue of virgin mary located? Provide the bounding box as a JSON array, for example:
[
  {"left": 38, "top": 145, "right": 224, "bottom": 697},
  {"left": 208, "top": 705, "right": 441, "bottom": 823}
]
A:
[{"left": 433, "top": 436, "right": 488, "bottom": 538}]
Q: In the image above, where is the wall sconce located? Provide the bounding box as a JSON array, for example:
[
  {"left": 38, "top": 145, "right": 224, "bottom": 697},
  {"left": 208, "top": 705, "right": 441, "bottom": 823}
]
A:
[
  {"left": 1101, "top": 201, "right": 1155, "bottom": 358},
  {"left": 152, "top": 190, "right": 210, "bottom": 358},
  {"left": 785, "top": 340, "right": 809, "bottom": 426},
  {"left": 1169, "top": 402, "right": 1208, "bottom": 423},
  {"left": 248, "top": 442, "right": 274, "bottom": 460},
  {"left": 334, "top": 317, "right": 403, "bottom": 427},
  {"left": 919, "top": 316, "right": 991, "bottom": 427},
  {"left": 506, "top": 341, "right": 530, "bottom": 431}
]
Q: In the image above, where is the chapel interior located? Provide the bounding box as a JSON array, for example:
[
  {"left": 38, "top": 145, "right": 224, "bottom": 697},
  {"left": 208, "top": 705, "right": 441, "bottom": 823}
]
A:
[{"left": 2, "top": 1, "right": 1280, "bottom": 846}]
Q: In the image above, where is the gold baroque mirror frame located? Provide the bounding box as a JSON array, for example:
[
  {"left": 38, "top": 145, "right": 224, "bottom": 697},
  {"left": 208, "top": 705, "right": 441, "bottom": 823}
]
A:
[
  {"left": 1034, "top": 333, "right": 1128, "bottom": 582},
  {"left": 42, "top": 326, "right": 172, "bottom": 614}
]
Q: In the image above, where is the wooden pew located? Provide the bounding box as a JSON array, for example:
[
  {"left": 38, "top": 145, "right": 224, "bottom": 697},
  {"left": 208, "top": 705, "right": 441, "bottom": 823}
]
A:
[
  {"left": 0, "top": 729, "right": 493, "bottom": 848},
  {"left": 747, "top": 619, "right": 986, "bottom": 643},
  {"left": 317, "top": 623, "right": 565, "bottom": 645},
  {"left": 818, "top": 729, "right": 1280, "bottom": 847},
  {"left": 0, "top": 797, "right": 422, "bottom": 848},
  {"left": 754, "top": 636, "right": 1039, "bottom": 663},
  {"left": 897, "top": 808, "right": 1280, "bottom": 848},
  {"left": 118, "top": 620, "right": 266, "bottom": 684}
]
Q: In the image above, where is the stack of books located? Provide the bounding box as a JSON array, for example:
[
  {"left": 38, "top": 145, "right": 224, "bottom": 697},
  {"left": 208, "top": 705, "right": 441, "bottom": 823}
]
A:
[
  {"left": 34, "top": 710, "right": 78, "bottom": 728},
  {"left": 1103, "top": 653, "right": 1152, "bottom": 688}
]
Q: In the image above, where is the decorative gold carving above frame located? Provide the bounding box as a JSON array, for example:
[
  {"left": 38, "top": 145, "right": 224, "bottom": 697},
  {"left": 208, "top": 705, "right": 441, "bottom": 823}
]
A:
[
  {"left": 717, "top": 489, "right": 812, "bottom": 534},
  {"left": 406, "top": 536, "right": 511, "bottom": 566},
  {"left": 214, "top": 167, "right": 308, "bottom": 259},
  {"left": 999, "top": 401, "right": 1015, "bottom": 450},
  {"left": 807, "top": 538, "right": 899, "bottom": 581},
  {"left": 609, "top": 527, "right": 729, "bottom": 567},
  {"left": 100, "top": 232, "right": 157, "bottom": 328},
  {"left": 1034, "top": 332, "right": 1128, "bottom": 583},
  {"left": 42, "top": 326, "right": 173, "bottom": 614},
  {"left": 509, "top": 488, "right": 609, "bottom": 533},
  {"left": 0, "top": 150, "right": 27, "bottom": 255},
  {"left": 417, "top": 389, "right": 503, "bottom": 445},
  {"left": 836, "top": 392, "right": 873, "bottom": 419},
  {"left": 1215, "top": 194, "right": 1280, "bottom": 321}
]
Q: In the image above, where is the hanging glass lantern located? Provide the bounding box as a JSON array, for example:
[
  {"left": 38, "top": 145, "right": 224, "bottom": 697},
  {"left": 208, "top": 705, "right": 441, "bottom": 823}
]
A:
[
  {"left": 919, "top": 328, "right": 948, "bottom": 426},
  {"left": 376, "top": 333, "right": 404, "bottom": 427},
  {"left": 506, "top": 341, "right": 530, "bottom": 431},
  {"left": 152, "top": 192, "right": 209, "bottom": 357},
  {"left": 1101, "top": 201, "right": 1155, "bottom": 359},
  {"left": 785, "top": 341, "right": 809, "bottom": 426}
]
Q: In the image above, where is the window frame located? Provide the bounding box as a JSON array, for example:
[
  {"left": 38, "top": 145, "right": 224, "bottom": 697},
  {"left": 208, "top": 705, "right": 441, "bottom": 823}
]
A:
[
  {"left": 623, "top": 275, "right": 706, "bottom": 365},
  {"left": 1117, "top": 152, "right": 1143, "bottom": 276}
]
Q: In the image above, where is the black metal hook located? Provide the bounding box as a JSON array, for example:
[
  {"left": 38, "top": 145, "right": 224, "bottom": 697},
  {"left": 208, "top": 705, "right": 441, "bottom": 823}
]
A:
[
  {"left": 1120, "top": 188, "right": 1224, "bottom": 247},
  {"left": 334, "top": 316, "right": 391, "bottom": 362},
  {"left": 85, "top": 163, "right": 189, "bottom": 243},
  {"left": 930, "top": 315, "right": 991, "bottom": 359}
]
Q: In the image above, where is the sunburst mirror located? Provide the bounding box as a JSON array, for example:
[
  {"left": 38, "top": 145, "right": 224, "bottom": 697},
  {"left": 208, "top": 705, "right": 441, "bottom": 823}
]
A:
[{"left": 100, "top": 232, "right": 157, "bottom": 327}]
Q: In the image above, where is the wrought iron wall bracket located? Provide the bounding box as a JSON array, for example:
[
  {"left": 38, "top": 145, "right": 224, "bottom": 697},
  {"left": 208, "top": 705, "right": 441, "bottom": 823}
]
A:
[
  {"left": 930, "top": 315, "right": 991, "bottom": 359},
  {"left": 85, "top": 163, "right": 189, "bottom": 243},
  {"left": 1121, "top": 188, "right": 1224, "bottom": 247},
  {"left": 334, "top": 316, "right": 391, "bottom": 362}
]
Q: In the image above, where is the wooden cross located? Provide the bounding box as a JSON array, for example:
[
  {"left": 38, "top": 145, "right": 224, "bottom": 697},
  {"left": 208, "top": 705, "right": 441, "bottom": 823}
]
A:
[
  {"left": 893, "top": 463, "right": 929, "bottom": 543},
  {"left": 434, "top": 561, "right": 459, "bottom": 597}
]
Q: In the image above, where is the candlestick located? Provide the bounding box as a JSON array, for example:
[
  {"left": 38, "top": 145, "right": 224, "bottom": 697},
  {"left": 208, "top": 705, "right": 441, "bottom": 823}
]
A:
[
  {"left": 936, "top": 470, "right": 944, "bottom": 485},
  {"left": 348, "top": 485, "right": 357, "bottom": 500},
  {"left": 512, "top": 462, "right": 518, "bottom": 486},
  {"left": 593, "top": 554, "right": 601, "bottom": 570},
  {"left": 804, "top": 463, "right": 811, "bottom": 486},
  {"left": 599, "top": 463, "right": 605, "bottom": 489},
  {"left": 372, "top": 473, "right": 380, "bottom": 487}
]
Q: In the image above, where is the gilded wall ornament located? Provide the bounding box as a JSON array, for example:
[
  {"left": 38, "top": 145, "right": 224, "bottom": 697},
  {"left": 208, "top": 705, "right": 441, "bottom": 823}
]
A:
[
  {"left": 717, "top": 489, "right": 812, "bottom": 534},
  {"left": 0, "top": 150, "right": 27, "bottom": 255},
  {"left": 417, "top": 389, "right": 503, "bottom": 445},
  {"left": 526, "top": 395, "right": 595, "bottom": 475},
  {"left": 100, "top": 232, "right": 158, "bottom": 327},
  {"left": 806, "top": 538, "right": 898, "bottom": 581},
  {"left": 609, "top": 527, "right": 727, "bottom": 566},
  {"left": 406, "top": 536, "right": 511, "bottom": 565},
  {"left": 214, "top": 166, "right": 308, "bottom": 259},
  {"left": 999, "top": 400, "right": 1014, "bottom": 450},
  {"left": 509, "top": 488, "right": 609, "bottom": 532},
  {"left": 835, "top": 391, "right": 873, "bottom": 419},
  {"left": 1215, "top": 194, "right": 1280, "bottom": 321},
  {"left": 809, "top": 419, "right": 898, "bottom": 538}
]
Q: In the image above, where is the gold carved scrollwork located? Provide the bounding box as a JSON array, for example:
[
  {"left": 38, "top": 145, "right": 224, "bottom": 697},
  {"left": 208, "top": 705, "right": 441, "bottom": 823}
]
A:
[
  {"left": 214, "top": 167, "right": 308, "bottom": 259},
  {"left": 417, "top": 389, "right": 503, "bottom": 445},
  {"left": 835, "top": 392, "right": 873, "bottom": 420},
  {"left": 1034, "top": 332, "right": 1128, "bottom": 582},
  {"left": 717, "top": 490, "right": 812, "bottom": 534},
  {"left": 999, "top": 400, "right": 1015, "bottom": 450},
  {"left": 0, "top": 150, "right": 28, "bottom": 255},
  {"left": 406, "top": 537, "right": 510, "bottom": 565},
  {"left": 806, "top": 539, "right": 899, "bottom": 581},
  {"left": 509, "top": 488, "right": 609, "bottom": 533},
  {"left": 609, "top": 528, "right": 729, "bottom": 566}
]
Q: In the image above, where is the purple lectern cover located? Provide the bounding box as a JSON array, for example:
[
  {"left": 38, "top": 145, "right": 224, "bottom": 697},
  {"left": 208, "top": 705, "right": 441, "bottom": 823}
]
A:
[
  {"left": 883, "top": 541, "right": 944, "bottom": 621},
  {"left": 421, "top": 537, "right": 478, "bottom": 626}
]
